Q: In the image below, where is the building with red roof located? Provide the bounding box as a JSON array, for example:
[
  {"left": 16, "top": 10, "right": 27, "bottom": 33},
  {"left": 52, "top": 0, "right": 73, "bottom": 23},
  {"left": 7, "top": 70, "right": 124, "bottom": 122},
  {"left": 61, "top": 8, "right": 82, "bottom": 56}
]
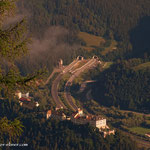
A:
[{"left": 19, "top": 97, "right": 31, "bottom": 102}]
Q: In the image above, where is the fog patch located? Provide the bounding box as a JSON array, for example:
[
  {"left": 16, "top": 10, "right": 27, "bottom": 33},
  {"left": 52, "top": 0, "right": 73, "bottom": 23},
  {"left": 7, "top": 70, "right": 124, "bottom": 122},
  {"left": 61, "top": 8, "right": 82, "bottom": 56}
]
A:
[{"left": 17, "top": 26, "right": 80, "bottom": 74}]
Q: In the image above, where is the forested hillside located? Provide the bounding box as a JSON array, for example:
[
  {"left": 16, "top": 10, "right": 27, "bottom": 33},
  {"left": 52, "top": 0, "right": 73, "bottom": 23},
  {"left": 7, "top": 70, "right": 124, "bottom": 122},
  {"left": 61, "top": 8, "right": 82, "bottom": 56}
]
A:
[
  {"left": 16, "top": 0, "right": 150, "bottom": 113},
  {"left": 15, "top": 0, "right": 150, "bottom": 75},
  {"left": 18, "top": 0, "right": 150, "bottom": 39},
  {"left": 92, "top": 60, "right": 150, "bottom": 113},
  {"left": 18, "top": 0, "right": 150, "bottom": 57}
]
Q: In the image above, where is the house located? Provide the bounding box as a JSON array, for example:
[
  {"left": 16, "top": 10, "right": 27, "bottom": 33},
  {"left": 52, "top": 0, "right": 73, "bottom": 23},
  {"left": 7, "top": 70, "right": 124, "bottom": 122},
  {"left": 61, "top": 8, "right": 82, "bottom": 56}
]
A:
[
  {"left": 19, "top": 97, "right": 31, "bottom": 102},
  {"left": 15, "top": 91, "right": 22, "bottom": 99},
  {"left": 46, "top": 110, "right": 52, "bottom": 119},
  {"left": 21, "top": 92, "right": 29, "bottom": 98},
  {"left": 15, "top": 91, "right": 29, "bottom": 99},
  {"left": 87, "top": 115, "right": 107, "bottom": 129},
  {"left": 19, "top": 101, "right": 23, "bottom": 106},
  {"left": 145, "top": 133, "right": 150, "bottom": 138},
  {"left": 71, "top": 111, "right": 107, "bottom": 130},
  {"left": 72, "top": 108, "right": 84, "bottom": 119},
  {"left": 35, "top": 102, "right": 40, "bottom": 107},
  {"left": 46, "top": 108, "right": 115, "bottom": 138},
  {"left": 78, "top": 108, "right": 83, "bottom": 115},
  {"left": 103, "top": 130, "right": 115, "bottom": 138},
  {"left": 46, "top": 110, "right": 66, "bottom": 120}
]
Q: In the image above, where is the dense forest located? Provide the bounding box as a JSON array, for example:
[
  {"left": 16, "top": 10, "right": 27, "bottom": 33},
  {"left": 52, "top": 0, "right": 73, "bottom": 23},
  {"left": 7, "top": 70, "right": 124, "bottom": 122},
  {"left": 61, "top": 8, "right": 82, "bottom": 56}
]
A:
[
  {"left": 92, "top": 60, "right": 150, "bottom": 113},
  {"left": 15, "top": 0, "right": 150, "bottom": 74},
  {"left": 18, "top": 0, "right": 150, "bottom": 57}
]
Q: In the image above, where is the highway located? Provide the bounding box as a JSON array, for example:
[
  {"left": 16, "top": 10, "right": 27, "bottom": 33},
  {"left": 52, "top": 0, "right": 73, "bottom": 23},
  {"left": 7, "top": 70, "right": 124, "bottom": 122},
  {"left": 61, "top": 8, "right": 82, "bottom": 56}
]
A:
[
  {"left": 62, "top": 59, "right": 79, "bottom": 74},
  {"left": 44, "top": 68, "right": 61, "bottom": 85},
  {"left": 51, "top": 59, "right": 79, "bottom": 109},
  {"left": 51, "top": 73, "right": 66, "bottom": 109},
  {"left": 64, "top": 58, "right": 98, "bottom": 111}
]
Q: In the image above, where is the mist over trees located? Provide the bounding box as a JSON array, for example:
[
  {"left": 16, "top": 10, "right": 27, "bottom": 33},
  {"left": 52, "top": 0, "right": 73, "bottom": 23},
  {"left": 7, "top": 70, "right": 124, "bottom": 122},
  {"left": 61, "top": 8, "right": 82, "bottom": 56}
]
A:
[
  {"left": 15, "top": 0, "right": 150, "bottom": 74},
  {"left": 16, "top": 26, "right": 84, "bottom": 75}
]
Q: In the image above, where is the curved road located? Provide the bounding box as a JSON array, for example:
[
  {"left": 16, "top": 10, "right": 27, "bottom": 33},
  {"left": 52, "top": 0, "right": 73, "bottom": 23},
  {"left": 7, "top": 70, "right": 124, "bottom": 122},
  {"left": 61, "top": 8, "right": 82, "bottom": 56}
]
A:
[
  {"left": 64, "top": 58, "right": 98, "bottom": 111},
  {"left": 44, "top": 68, "right": 61, "bottom": 85},
  {"left": 51, "top": 59, "right": 79, "bottom": 109},
  {"left": 51, "top": 73, "right": 66, "bottom": 109}
]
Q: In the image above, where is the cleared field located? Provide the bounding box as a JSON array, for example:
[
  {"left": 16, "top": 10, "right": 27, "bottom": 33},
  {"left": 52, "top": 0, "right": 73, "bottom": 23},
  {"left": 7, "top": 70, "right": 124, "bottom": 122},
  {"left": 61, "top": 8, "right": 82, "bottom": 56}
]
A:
[
  {"left": 133, "top": 62, "right": 150, "bottom": 70},
  {"left": 129, "top": 127, "right": 150, "bottom": 135},
  {"left": 146, "top": 120, "right": 150, "bottom": 124},
  {"left": 78, "top": 32, "right": 105, "bottom": 51},
  {"left": 73, "top": 75, "right": 84, "bottom": 84},
  {"left": 103, "top": 62, "right": 113, "bottom": 69},
  {"left": 101, "top": 40, "right": 117, "bottom": 55},
  {"left": 78, "top": 32, "right": 117, "bottom": 55},
  {"left": 78, "top": 32, "right": 105, "bottom": 47}
]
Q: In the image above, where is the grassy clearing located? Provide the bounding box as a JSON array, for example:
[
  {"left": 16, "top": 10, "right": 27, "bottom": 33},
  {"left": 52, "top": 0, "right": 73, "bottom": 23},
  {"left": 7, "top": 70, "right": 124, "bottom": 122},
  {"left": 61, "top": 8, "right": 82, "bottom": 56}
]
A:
[
  {"left": 73, "top": 76, "right": 84, "bottom": 84},
  {"left": 146, "top": 120, "right": 150, "bottom": 124},
  {"left": 103, "top": 62, "right": 113, "bottom": 69},
  {"left": 128, "top": 127, "right": 150, "bottom": 135},
  {"left": 101, "top": 40, "right": 117, "bottom": 55},
  {"left": 133, "top": 62, "right": 150, "bottom": 70},
  {"left": 78, "top": 32, "right": 117, "bottom": 55},
  {"left": 78, "top": 32, "right": 105, "bottom": 47},
  {"left": 78, "top": 32, "right": 105, "bottom": 52}
]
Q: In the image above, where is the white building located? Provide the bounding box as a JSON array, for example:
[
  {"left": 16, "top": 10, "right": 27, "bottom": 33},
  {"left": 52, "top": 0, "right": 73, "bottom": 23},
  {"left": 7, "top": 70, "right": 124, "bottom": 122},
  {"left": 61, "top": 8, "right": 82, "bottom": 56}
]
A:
[
  {"left": 15, "top": 91, "right": 29, "bottom": 99},
  {"left": 35, "top": 102, "right": 40, "bottom": 107},
  {"left": 15, "top": 91, "right": 22, "bottom": 99},
  {"left": 21, "top": 92, "right": 29, "bottom": 98},
  {"left": 87, "top": 116, "right": 107, "bottom": 129}
]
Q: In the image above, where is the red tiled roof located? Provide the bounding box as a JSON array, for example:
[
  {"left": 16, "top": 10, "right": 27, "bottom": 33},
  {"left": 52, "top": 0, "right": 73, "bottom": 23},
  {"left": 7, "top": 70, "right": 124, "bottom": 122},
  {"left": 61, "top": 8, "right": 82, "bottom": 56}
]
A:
[
  {"left": 19, "top": 97, "right": 31, "bottom": 102},
  {"left": 47, "top": 110, "right": 52, "bottom": 115}
]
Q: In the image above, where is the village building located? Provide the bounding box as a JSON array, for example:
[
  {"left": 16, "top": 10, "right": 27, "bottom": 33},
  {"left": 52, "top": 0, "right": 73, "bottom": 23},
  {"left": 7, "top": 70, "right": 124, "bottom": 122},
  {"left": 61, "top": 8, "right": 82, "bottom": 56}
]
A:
[
  {"left": 46, "top": 108, "right": 115, "bottom": 138},
  {"left": 15, "top": 91, "right": 40, "bottom": 108},
  {"left": 71, "top": 114, "right": 107, "bottom": 130},
  {"left": 87, "top": 115, "right": 107, "bottom": 130},
  {"left": 145, "top": 133, "right": 150, "bottom": 138},
  {"left": 47, "top": 110, "right": 52, "bottom": 119},
  {"left": 103, "top": 130, "right": 115, "bottom": 138},
  {"left": 19, "top": 97, "right": 31, "bottom": 102},
  {"left": 35, "top": 102, "right": 40, "bottom": 107},
  {"left": 15, "top": 91, "right": 29, "bottom": 99},
  {"left": 46, "top": 110, "right": 67, "bottom": 120}
]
